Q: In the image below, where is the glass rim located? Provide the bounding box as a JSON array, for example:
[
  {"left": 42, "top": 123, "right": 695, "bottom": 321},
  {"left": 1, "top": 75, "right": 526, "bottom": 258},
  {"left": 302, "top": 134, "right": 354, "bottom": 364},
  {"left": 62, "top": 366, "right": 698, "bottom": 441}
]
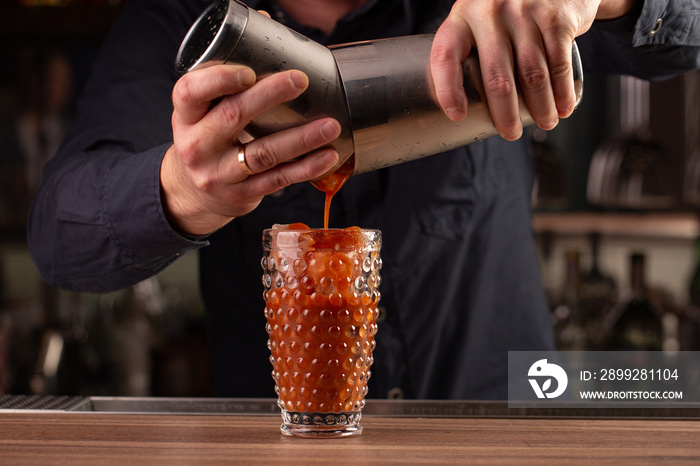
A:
[
  {"left": 262, "top": 227, "right": 382, "bottom": 250},
  {"left": 262, "top": 227, "right": 381, "bottom": 233}
]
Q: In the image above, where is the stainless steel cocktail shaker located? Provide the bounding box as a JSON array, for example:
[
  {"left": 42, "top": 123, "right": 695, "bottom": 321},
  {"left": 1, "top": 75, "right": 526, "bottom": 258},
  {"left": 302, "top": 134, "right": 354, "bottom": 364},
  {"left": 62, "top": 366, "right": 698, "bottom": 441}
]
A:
[{"left": 176, "top": 0, "right": 584, "bottom": 175}]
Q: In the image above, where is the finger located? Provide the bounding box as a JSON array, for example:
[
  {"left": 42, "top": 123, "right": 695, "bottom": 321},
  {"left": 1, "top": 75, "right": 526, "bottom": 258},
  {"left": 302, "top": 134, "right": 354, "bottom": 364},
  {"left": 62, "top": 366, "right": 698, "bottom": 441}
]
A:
[
  {"left": 216, "top": 147, "right": 339, "bottom": 220},
  {"left": 238, "top": 118, "right": 341, "bottom": 175},
  {"left": 541, "top": 32, "right": 576, "bottom": 118},
  {"left": 475, "top": 27, "right": 522, "bottom": 140},
  {"left": 172, "top": 65, "right": 256, "bottom": 125},
  {"left": 431, "top": 16, "right": 473, "bottom": 122},
  {"left": 240, "top": 148, "right": 340, "bottom": 198},
  {"left": 512, "top": 27, "right": 559, "bottom": 131},
  {"left": 202, "top": 70, "right": 309, "bottom": 145}
]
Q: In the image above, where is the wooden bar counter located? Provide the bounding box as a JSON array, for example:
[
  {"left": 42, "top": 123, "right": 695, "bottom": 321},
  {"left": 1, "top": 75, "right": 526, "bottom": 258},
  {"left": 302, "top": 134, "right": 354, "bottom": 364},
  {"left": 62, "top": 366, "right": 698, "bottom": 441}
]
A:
[{"left": 1, "top": 397, "right": 699, "bottom": 464}]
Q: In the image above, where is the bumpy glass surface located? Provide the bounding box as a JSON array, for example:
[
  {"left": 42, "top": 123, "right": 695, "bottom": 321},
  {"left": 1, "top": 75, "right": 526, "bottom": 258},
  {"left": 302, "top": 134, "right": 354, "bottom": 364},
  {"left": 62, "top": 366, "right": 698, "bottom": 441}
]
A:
[{"left": 262, "top": 227, "right": 382, "bottom": 437}]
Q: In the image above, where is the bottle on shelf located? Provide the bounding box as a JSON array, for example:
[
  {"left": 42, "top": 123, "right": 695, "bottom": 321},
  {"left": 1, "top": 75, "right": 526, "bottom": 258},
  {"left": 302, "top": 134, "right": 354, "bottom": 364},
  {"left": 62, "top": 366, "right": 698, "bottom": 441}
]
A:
[
  {"left": 577, "top": 232, "right": 617, "bottom": 349},
  {"left": 607, "top": 252, "right": 664, "bottom": 350},
  {"left": 552, "top": 250, "right": 587, "bottom": 350}
]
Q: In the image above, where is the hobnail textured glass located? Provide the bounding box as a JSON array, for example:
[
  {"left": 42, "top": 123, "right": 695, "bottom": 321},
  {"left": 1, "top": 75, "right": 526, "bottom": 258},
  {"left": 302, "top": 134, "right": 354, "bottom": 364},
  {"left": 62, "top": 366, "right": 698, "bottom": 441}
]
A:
[{"left": 262, "top": 227, "right": 382, "bottom": 437}]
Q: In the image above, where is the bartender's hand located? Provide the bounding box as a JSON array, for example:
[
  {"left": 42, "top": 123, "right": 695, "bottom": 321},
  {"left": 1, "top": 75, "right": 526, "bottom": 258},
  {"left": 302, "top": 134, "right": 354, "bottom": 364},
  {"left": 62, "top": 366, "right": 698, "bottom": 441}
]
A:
[
  {"left": 431, "top": 0, "right": 638, "bottom": 140},
  {"left": 161, "top": 64, "right": 340, "bottom": 236}
]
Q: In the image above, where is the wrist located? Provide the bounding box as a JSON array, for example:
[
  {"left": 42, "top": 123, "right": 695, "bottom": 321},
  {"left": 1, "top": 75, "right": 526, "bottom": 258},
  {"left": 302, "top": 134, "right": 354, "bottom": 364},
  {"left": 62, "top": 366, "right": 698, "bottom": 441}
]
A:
[
  {"left": 160, "top": 145, "right": 230, "bottom": 236},
  {"left": 596, "top": 0, "right": 639, "bottom": 20}
]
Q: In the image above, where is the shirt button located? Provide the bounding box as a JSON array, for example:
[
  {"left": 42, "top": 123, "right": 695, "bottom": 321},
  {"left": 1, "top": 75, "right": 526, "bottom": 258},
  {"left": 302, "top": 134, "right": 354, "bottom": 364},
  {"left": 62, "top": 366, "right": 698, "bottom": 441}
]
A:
[
  {"left": 387, "top": 387, "right": 405, "bottom": 400},
  {"left": 649, "top": 18, "right": 663, "bottom": 36},
  {"left": 376, "top": 305, "right": 388, "bottom": 323}
]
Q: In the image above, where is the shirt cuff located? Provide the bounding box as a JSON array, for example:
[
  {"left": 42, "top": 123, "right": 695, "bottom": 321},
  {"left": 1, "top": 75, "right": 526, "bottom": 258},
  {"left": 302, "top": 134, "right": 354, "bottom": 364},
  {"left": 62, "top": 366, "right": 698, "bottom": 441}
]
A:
[
  {"left": 103, "top": 143, "right": 209, "bottom": 273},
  {"left": 631, "top": 0, "right": 699, "bottom": 47},
  {"left": 593, "top": 0, "right": 700, "bottom": 47},
  {"left": 593, "top": 0, "right": 646, "bottom": 33}
]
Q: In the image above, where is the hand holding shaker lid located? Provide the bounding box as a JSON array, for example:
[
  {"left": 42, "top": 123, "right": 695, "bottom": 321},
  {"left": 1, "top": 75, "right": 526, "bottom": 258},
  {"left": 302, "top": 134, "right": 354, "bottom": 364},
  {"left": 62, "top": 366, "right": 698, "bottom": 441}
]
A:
[{"left": 176, "top": 0, "right": 583, "bottom": 176}]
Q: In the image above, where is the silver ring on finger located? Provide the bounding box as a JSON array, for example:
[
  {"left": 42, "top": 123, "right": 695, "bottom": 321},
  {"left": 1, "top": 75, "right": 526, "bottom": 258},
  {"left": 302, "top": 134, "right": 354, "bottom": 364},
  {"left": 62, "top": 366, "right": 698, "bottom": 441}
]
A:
[{"left": 237, "top": 143, "right": 254, "bottom": 176}]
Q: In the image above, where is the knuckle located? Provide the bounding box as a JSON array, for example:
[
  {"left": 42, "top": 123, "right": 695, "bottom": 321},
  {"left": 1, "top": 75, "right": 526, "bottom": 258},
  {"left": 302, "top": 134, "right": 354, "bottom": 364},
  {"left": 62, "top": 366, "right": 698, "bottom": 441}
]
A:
[
  {"left": 520, "top": 68, "right": 549, "bottom": 91},
  {"left": 298, "top": 130, "right": 319, "bottom": 151},
  {"left": 484, "top": 74, "right": 515, "bottom": 97},
  {"left": 257, "top": 151, "right": 279, "bottom": 171},
  {"left": 191, "top": 171, "right": 214, "bottom": 192},
  {"left": 213, "top": 66, "right": 231, "bottom": 87},
  {"left": 537, "top": 7, "right": 572, "bottom": 32},
  {"left": 539, "top": 10, "right": 563, "bottom": 28},
  {"left": 250, "top": 142, "right": 279, "bottom": 171},
  {"left": 430, "top": 42, "right": 455, "bottom": 65},
  {"left": 177, "top": 139, "right": 204, "bottom": 166},
  {"left": 219, "top": 98, "right": 245, "bottom": 125},
  {"left": 269, "top": 170, "right": 293, "bottom": 190},
  {"left": 172, "top": 75, "right": 196, "bottom": 106},
  {"left": 549, "top": 61, "right": 572, "bottom": 81}
]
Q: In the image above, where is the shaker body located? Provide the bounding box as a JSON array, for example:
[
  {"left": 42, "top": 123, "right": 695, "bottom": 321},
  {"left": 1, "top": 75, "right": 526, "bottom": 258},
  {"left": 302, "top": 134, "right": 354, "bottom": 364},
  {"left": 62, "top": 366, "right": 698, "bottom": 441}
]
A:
[{"left": 333, "top": 36, "right": 582, "bottom": 174}]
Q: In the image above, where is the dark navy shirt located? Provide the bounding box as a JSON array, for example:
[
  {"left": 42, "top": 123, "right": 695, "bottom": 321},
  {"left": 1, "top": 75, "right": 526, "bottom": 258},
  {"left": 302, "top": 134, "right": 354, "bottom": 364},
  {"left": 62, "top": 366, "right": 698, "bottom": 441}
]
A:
[{"left": 28, "top": 0, "right": 700, "bottom": 399}]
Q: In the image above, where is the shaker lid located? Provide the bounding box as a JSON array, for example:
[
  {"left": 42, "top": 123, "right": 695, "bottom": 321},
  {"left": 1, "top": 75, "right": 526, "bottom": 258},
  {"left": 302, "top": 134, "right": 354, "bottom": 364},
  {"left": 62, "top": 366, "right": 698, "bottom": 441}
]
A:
[{"left": 175, "top": 0, "right": 249, "bottom": 73}]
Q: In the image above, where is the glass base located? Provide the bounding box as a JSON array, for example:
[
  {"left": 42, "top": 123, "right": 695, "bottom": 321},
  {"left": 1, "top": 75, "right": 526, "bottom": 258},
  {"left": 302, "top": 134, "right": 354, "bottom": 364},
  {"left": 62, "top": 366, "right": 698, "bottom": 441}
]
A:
[{"left": 280, "top": 410, "right": 363, "bottom": 438}]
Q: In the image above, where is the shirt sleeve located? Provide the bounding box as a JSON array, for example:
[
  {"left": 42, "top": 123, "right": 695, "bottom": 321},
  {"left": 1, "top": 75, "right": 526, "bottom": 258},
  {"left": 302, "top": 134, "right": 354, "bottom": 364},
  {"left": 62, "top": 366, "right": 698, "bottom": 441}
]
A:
[
  {"left": 27, "top": 0, "right": 209, "bottom": 293},
  {"left": 579, "top": 0, "right": 700, "bottom": 79}
]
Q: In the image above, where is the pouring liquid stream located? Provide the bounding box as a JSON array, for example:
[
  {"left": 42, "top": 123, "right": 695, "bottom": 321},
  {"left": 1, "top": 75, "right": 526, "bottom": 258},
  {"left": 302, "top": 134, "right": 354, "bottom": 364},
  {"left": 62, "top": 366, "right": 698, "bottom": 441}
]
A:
[{"left": 311, "top": 154, "right": 355, "bottom": 229}]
